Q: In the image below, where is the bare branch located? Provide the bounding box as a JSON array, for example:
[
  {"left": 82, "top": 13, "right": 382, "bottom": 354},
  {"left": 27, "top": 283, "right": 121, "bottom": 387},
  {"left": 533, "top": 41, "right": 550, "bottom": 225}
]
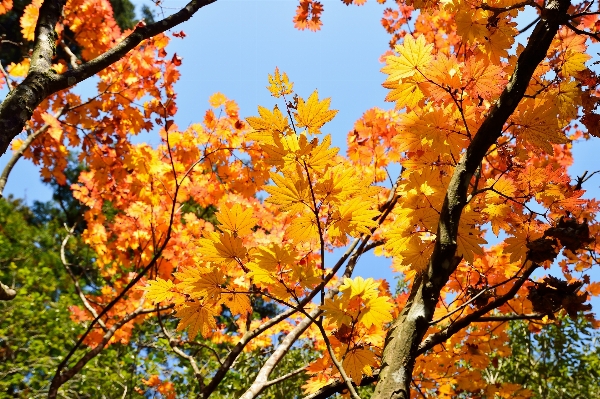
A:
[
  {"left": 157, "top": 309, "right": 205, "bottom": 391},
  {"left": 263, "top": 366, "right": 307, "bottom": 388},
  {"left": 474, "top": 313, "right": 545, "bottom": 322},
  {"left": 60, "top": 41, "right": 79, "bottom": 69},
  {"left": 0, "top": 281, "right": 16, "bottom": 301}
]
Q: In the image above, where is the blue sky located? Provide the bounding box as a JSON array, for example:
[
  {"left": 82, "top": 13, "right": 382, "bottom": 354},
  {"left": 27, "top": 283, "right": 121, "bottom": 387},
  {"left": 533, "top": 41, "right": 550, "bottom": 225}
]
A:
[{"left": 2, "top": 0, "right": 600, "bottom": 293}]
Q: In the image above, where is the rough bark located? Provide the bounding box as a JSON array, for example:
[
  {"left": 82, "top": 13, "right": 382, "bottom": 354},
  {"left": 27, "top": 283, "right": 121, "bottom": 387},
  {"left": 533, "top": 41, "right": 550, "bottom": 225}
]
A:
[
  {"left": 0, "top": 0, "right": 217, "bottom": 155},
  {"left": 371, "top": 1, "right": 572, "bottom": 398}
]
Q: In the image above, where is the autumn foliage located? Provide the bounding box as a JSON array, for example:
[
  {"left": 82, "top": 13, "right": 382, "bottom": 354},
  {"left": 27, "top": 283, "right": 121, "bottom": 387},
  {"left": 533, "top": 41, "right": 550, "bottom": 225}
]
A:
[{"left": 1, "top": 0, "right": 600, "bottom": 398}]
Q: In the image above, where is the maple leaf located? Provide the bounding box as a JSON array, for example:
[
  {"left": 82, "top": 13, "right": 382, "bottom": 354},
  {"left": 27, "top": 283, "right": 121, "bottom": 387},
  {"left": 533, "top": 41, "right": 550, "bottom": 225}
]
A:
[
  {"left": 382, "top": 80, "right": 424, "bottom": 110},
  {"left": 20, "top": 0, "right": 42, "bottom": 41},
  {"left": 294, "top": 91, "right": 338, "bottom": 135},
  {"left": 41, "top": 112, "right": 63, "bottom": 141},
  {"left": 381, "top": 34, "right": 434, "bottom": 81},
  {"left": 561, "top": 51, "right": 591, "bottom": 77},
  {"left": 302, "top": 374, "right": 335, "bottom": 394},
  {"left": 286, "top": 214, "right": 320, "bottom": 243},
  {"left": 267, "top": 67, "right": 294, "bottom": 98},
  {"left": 246, "top": 105, "right": 290, "bottom": 137},
  {"left": 246, "top": 262, "right": 276, "bottom": 286},
  {"left": 216, "top": 203, "right": 257, "bottom": 237},
  {"left": 221, "top": 292, "right": 251, "bottom": 315},
  {"left": 513, "top": 99, "right": 568, "bottom": 153},
  {"left": 343, "top": 348, "right": 377, "bottom": 384},
  {"left": 358, "top": 295, "right": 393, "bottom": 328},
  {"left": 265, "top": 171, "right": 311, "bottom": 213},
  {"left": 175, "top": 301, "right": 218, "bottom": 340},
  {"left": 253, "top": 244, "right": 297, "bottom": 271},
  {"left": 144, "top": 277, "right": 175, "bottom": 304},
  {"left": 7, "top": 59, "right": 30, "bottom": 78},
  {"left": 194, "top": 270, "right": 225, "bottom": 299},
  {"left": 328, "top": 197, "right": 380, "bottom": 239},
  {"left": 209, "top": 92, "right": 227, "bottom": 108},
  {"left": 0, "top": 0, "right": 13, "bottom": 15},
  {"left": 198, "top": 231, "right": 246, "bottom": 265},
  {"left": 340, "top": 277, "right": 380, "bottom": 300},
  {"left": 320, "top": 297, "right": 353, "bottom": 327}
]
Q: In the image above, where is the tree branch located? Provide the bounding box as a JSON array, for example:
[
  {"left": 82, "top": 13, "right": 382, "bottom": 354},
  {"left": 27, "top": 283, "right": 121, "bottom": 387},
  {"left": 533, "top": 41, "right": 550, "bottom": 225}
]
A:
[
  {"left": 0, "top": 0, "right": 218, "bottom": 155},
  {"left": 263, "top": 366, "right": 307, "bottom": 388},
  {"left": 0, "top": 281, "right": 16, "bottom": 301},
  {"left": 417, "top": 262, "right": 539, "bottom": 355},
  {"left": 157, "top": 309, "right": 205, "bottom": 391}
]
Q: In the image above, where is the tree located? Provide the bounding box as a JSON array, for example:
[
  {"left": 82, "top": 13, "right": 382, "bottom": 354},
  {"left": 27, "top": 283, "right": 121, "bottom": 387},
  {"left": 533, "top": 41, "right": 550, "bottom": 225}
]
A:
[
  {"left": 488, "top": 314, "right": 600, "bottom": 398},
  {"left": 1, "top": 0, "right": 600, "bottom": 398}
]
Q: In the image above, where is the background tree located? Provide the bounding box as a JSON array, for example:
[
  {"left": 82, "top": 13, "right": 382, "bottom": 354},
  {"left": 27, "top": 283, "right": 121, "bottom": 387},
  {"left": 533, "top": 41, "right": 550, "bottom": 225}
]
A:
[{"left": 488, "top": 315, "right": 600, "bottom": 399}]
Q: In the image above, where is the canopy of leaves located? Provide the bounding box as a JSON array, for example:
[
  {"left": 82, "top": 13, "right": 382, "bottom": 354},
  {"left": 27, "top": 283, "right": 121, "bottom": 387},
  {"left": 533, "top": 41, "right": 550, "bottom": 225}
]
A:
[{"left": 1, "top": 0, "right": 600, "bottom": 398}]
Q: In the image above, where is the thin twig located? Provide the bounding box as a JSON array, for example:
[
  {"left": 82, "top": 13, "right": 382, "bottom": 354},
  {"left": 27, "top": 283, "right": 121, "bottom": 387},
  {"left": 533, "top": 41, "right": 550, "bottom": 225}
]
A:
[
  {"left": 60, "top": 41, "right": 80, "bottom": 69},
  {"left": 157, "top": 308, "right": 205, "bottom": 391},
  {"left": 263, "top": 366, "right": 307, "bottom": 388}
]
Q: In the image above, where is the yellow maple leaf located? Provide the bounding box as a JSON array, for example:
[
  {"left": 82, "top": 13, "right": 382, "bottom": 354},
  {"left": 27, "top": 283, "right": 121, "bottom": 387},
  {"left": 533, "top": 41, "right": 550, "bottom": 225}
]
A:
[
  {"left": 174, "top": 266, "right": 203, "bottom": 293},
  {"left": 20, "top": 0, "right": 42, "bottom": 41},
  {"left": 328, "top": 197, "right": 380, "bottom": 239},
  {"left": 400, "top": 234, "right": 435, "bottom": 272},
  {"left": 144, "top": 277, "right": 175, "bottom": 304},
  {"left": 485, "top": 176, "right": 516, "bottom": 204},
  {"left": 320, "top": 297, "right": 353, "bottom": 327},
  {"left": 175, "top": 301, "right": 218, "bottom": 340},
  {"left": 358, "top": 295, "right": 393, "bottom": 328},
  {"left": 302, "top": 374, "right": 335, "bottom": 394},
  {"left": 382, "top": 80, "right": 424, "bottom": 110},
  {"left": 198, "top": 231, "right": 246, "bottom": 265},
  {"left": 381, "top": 35, "right": 433, "bottom": 81},
  {"left": 286, "top": 213, "right": 320, "bottom": 243},
  {"left": 246, "top": 105, "right": 290, "bottom": 139},
  {"left": 555, "top": 79, "right": 581, "bottom": 119},
  {"left": 456, "top": 226, "right": 487, "bottom": 264},
  {"left": 514, "top": 99, "right": 567, "bottom": 153},
  {"left": 209, "top": 92, "right": 227, "bottom": 108},
  {"left": 194, "top": 270, "right": 225, "bottom": 299},
  {"left": 342, "top": 348, "right": 377, "bottom": 385},
  {"left": 561, "top": 51, "right": 591, "bottom": 77},
  {"left": 294, "top": 90, "right": 338, "bottom": 135},
  {"left": 246, "top": 261, "right": 276, "bottom": 285},
  {"left": 216, "top": 203, "right": 256, "bottom": 237},
  {"left": 6, "top": 58, "right": 30, "bottom": 77},
  {"left": 253, "top": 244, "right": 297, "bottom": 271},
  {"left": 339, "top": 276, "right": 380, "bottom": 300},
  {"left": 265, "top": 171, "right": 311, "bottom": 213},
  {"left": 315, "top": 163, "right": 367, "bottom": 202},
  {"left": 306, "top": 134, "right": 339, "bottom": 171},
  {"left": 267, "top": 67, "right": 294, "bottom": 98},
  {"left": 221, "top": 292, "right": 251, "bottom": 315}
]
